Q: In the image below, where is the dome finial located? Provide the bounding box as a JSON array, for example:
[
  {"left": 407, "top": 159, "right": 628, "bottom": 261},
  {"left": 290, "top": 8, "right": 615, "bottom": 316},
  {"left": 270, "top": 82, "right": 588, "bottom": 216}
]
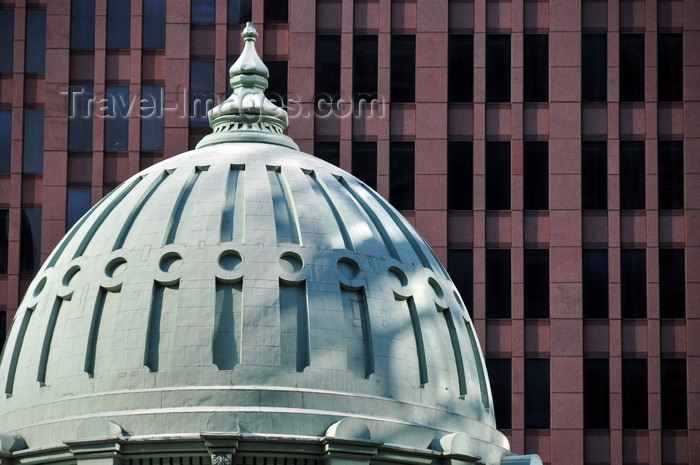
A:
[
  {"left": 229, "top": 22, "right": 269, "bottom": 90},
  {"left": 196, "top": 23, "right": 298, "bottom": 151}
]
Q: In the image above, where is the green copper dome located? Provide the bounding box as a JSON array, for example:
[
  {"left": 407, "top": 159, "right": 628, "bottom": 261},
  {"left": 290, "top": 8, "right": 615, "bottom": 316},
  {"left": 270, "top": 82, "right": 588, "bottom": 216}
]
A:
[{"left": 0, "top": 24, "right": 539, "bottom": 465}]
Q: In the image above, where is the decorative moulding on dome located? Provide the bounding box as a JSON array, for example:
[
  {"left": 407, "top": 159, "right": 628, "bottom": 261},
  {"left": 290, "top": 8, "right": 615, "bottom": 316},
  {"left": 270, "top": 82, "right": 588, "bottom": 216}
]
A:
[
  {"left": 75, "top": 418, "right": 127, "bottom": 439},
  {"left": 0, "top": 434, "right": 26, "bottom": 453},
  {"left": 205, "top": 412, "right": 242, "bottom": 434},
  {"left": 325, "top": 418, "right": 372, "bottom": 441},
  {"left": 196, "top": 22, "right": 298, "bottom": 151},
  {"left": 429, "top": 432, "right": 477, "bottom": 458}
]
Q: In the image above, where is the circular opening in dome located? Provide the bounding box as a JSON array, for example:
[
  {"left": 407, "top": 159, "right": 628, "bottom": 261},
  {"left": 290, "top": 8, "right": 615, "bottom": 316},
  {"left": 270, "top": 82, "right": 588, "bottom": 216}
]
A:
[
  {"left": 428, "top": 277, "right": 444, "bottom": 299},
  {"left": 160, "top": 252, "right": 183, "bottom": 273},
  {"left": 33, "top": 276, "right": 47, "bottom": 297},
  {"left": 388, "top": 267, "right": 408, "bottom": 287},
  {"left": 279, "top": 252, "right": 303, "bottom": 273},
  {"left": 454, "top": 290, "right": 465, "bottom": 310},
  {"left": 337, "top": 257, "right": 360, "bottom": 279},
  {"left": 106, "top": 257, "right": 127, "bottom": 278},
  {"left": 219, "top": 250, "right": 243, "bottom": 271},
  {"left": 63, "top": 265, "right": 80, "bottom": 286}
]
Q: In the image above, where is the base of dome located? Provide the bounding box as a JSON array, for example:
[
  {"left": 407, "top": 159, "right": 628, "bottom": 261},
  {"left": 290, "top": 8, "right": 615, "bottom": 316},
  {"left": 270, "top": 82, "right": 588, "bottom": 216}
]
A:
[
  {"left": 1, "top": 385, "right": 509, "bottom": 459},
  {"left": 1, "top": 425, "right": 538, "bottom": 465}
]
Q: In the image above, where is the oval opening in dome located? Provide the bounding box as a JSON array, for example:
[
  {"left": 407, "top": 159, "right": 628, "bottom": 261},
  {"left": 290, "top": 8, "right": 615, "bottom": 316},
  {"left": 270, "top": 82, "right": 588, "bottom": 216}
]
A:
[
  {"left": 33, "top": 276, "right": 47, "bottom": 297},
  {"left": 105, "top": 257, "right": 127, "bottom": 277},
  {"left": 388, "top": 266, "right": 408, "bottom": 287},
  {"left": 428, "top": 277, "right": 444, "bottom": 299},
  {"left": 63, "top": 265, "right": 80, "bottom": 286},
  {"left": 219, "top": 250, "right": 243, "bottom": 271},
  {"left": 279, "top": 252, "right": 303, "bottom": 273},
  {"left": 337, "top": 257, "right": 360, "bottom": 279},
  {"left": 160, "top": 252, "right": 183, "bottom": 273}
]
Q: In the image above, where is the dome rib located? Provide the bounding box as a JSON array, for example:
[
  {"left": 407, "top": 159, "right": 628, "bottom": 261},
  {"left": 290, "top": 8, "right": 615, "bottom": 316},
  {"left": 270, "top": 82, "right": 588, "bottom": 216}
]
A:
[{"left": 113, "top": 170, "right": 170, "bottom": 251}]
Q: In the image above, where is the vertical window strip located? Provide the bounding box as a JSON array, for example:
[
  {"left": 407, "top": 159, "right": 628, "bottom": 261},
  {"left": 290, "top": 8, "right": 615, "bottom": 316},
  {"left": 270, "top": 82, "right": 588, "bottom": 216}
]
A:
[
  {"left": 25, "top": 9, "right": 47, "bottom": 73},
  {"left": 70, "top": 0, "right": 95, "bottom": 50}
]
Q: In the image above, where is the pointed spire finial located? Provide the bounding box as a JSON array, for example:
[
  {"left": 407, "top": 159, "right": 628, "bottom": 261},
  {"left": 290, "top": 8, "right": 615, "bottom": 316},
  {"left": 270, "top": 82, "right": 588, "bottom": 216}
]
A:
[
  {"left": 229, "top": 22, "right": 269, "bottom": 89},
  {"left": 196, "top": 23, "right": 298, "bottom": 151}
]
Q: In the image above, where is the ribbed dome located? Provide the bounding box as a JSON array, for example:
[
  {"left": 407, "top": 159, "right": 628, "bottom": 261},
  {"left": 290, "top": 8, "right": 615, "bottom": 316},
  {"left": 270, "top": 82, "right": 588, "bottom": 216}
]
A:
[
  {"left": 0, "top": 143, "right": 505, "bottom": 450},
  {"left": 0, "top": 23, "right": 525, "bottom": 465}
]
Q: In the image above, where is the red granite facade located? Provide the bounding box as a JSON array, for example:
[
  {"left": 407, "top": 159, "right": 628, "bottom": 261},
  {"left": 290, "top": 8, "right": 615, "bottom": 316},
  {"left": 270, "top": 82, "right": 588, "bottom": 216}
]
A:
[{"left": 0, "top": 1, "right": 698, "bottom": 464}]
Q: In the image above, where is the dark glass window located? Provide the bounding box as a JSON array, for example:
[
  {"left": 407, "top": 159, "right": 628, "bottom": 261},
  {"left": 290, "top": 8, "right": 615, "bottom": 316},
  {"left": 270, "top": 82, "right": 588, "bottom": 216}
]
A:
[
  {"left": 0, "top": 210, "right": 8, "bottom": 274},
  {"left": 265, "top": 0, "right": 288, "bottom": 23},
  {"left": 389, "top": 141, "right": 414, "bottom": 210},
  {"left": 448, "top": 34, "right": 473, "bottom": 103},
  {"left": 622, "top": 358, "right": 648, "bottom": 429},
  {"left": 391, "top": 35, "right": 415, "bottom": 103},
  {"left": 661, "top": 359, "right": 687, "bottom": 429},
  {"left": 582, "top": 34, "right": 607, "bottom": 102},
  {"left": 658, "top": 33, "right": 683, "bottom": 102},
  {"left": 448, "top": 249, "right": 473, "bottom": 315},
  {"left": 658, "top": 140, "right": 683, "bottom": 209},
  {"left": 486, "top": 34, "right": 511, "bottom": 103},
  {"left": 20, "top": 208, "right": 42, "bottom": 274},
  {"left": 352, "top": 141, "right": 377, "bottom": 189},
  {"left": 68, "top": 86, "right": 94, "bottom": 152},
  {"left": 620, "top": 33, "right": 644, "bottom": 102},
  {"left": 105, "top": 2, "right": 131, "bottom": 50},
  {"left": 353, "top": 35, "right": 378, "bottom": 104},
  {"left": 23, "top": 109, "right": 44, "bottom": 173},
  {"left": 67, "top": 188, "right": 91, "bottom": 230},
  {"left": 584, "top": 358, "right": 609, "bottom": 429},
  {"left": 314, "top": 141, "right": 339, "bottom": 167},
  {"left": 524, "top": 249, "right": 549, "bottom": 318},
  {"left": 0, "top": 109, "right": 11, "bottom": 172},
  {"left": 486, "top": 141, "right": 510, "bottom": 210},
  {"left": 25, "top": 9, "right": 46, "bottom": 73},
  {"left": 583, "top": 249, "right": 608, "bottom": 318},
  {"left": 660, "top": 249, "right": 685, "bottom": 318},
  {"left": 524, "top": 141, "right": 548, "bottom": 210},
  {"left": 524, "top": 34, "right": 548, "bottom": 102},
  {"left": 525, "top": 358, "right": 550, "bottom": 429},
  {"left": 315, "top": 35, "right": 341, "bottom": 106},
  {"left": 582, "top": 141, "right": 607, "bottom": 209},
  {"left": 620, "top": 141, "right": 645, "bottom": 209},
  {"left": 266, "top": 60, "right": 288, "bottom": 107},
  {"left": 141, "top": 85, "right": 164, "bottom": 151},
  {"left": 143, "top": 0, "right": 166, "bottom": 49},
  {"left": 228, "top": 0, "right": 252, "bottom": 23},
  {"left": 104, "top": 86, "right": 129, "bottom": 151},
  {"left": 0, "top": 10, "right": 13, "bottom": 73},
  {"left": 486, "top": 359, "right": 511, "bottom": 429},
  {"left": 71, "top": 0, "right": 95, "bottom": 49},
  {"left": 190, "top": 61, "right": 216, "bottom": 128},
  {"left": 486, "top": 249, "right": 511, "bottom": 318},
  {"left": 192, "top": 0, "right": 215, "bottom": 24},
  {"left": 447, "top": 141, "right": 473, "bottom": 210},
  {"left": 107, "top": 0, "right": 130, "bottom": 49},
  {"left": 621, "top": 249, "right": 646, "bottom": 318}
]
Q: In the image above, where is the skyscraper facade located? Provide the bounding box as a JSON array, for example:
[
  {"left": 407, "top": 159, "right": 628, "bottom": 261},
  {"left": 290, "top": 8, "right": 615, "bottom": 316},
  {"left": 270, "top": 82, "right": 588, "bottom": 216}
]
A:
[{"left": 0, "top": 1, "right": 697, "bottom": 464}]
